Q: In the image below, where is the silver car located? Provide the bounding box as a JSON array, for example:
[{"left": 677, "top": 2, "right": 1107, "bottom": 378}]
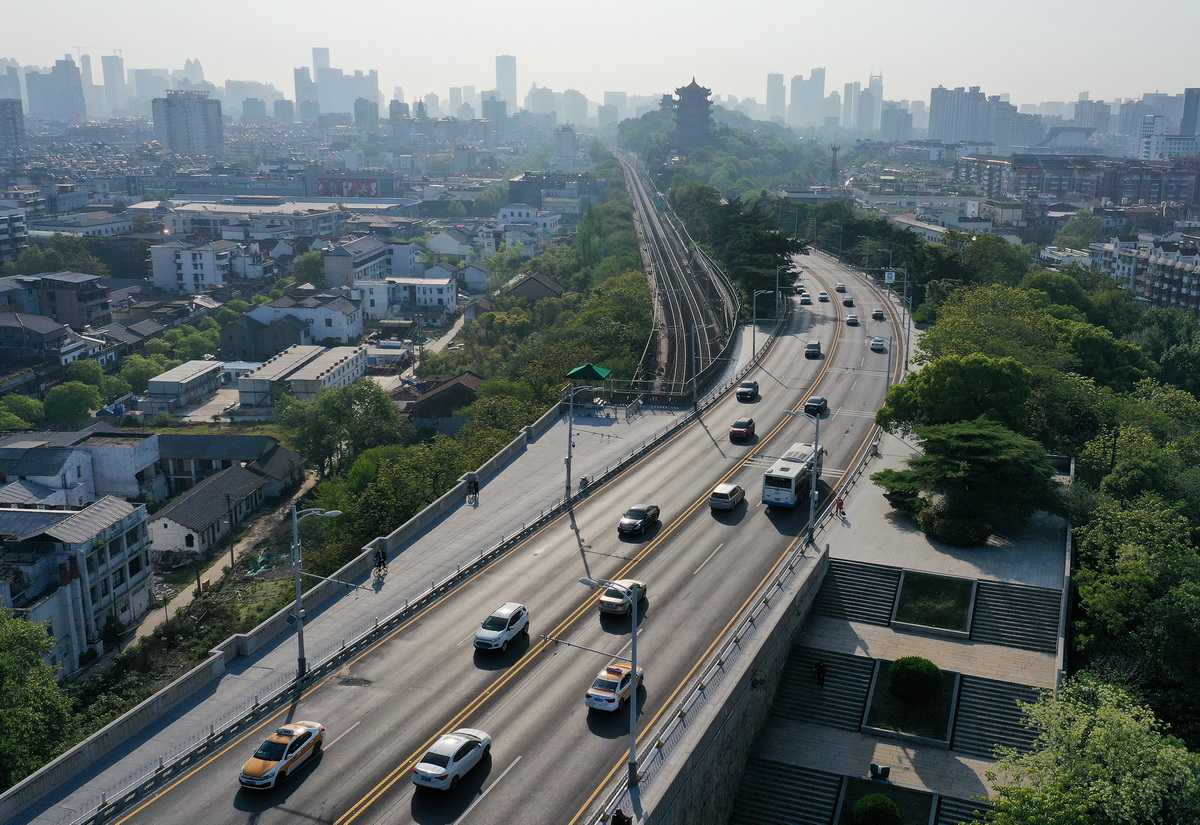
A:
[
  {"left": 411, "top": 728, "right": 491, "bottom": 791},
  {"left": 709, "top": 483, "right": 745, "bottom": 510}
]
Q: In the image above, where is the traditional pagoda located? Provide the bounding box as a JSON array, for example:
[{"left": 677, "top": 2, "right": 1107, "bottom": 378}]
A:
[{"left": 671, "top": 78, "right": 713, "bottom": 148}]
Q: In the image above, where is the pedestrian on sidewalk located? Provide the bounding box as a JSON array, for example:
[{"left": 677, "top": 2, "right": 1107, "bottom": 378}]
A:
[
  {"left": 814, "top": 660, "right": 827, "bottom": 687},
  {"left": 834, "top": 496, "right": 846, "bottom": 518},
  {"left": 467, "top": 476, "right": 480, "bottom": 504}
]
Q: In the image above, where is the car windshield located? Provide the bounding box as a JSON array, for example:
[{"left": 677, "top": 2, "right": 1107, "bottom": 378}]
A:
[
  {"left": 592, "top": 676, "right": 619, "bottom": 692},
  {"left": 253, "top": 739, "right": 288, "bottom": 762},
  {"left": 712, "top": 492, "right": 731, "bottom": 500},
  {"left": 604, "top": 586, "right": 631, "bottom": 600},
  {"left": 624, "top": 507, "right": 648, "bottom": 519},
  {"left": 420, "top": 751, "right": 451, "bottom": 768},
  {"left": 481, "top": 615, "right": 508, "bottom": 630}
]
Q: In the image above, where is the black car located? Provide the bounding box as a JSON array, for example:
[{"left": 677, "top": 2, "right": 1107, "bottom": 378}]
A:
[
  {"left": 842, "top": 296, "right": 855, "bottom": 307},
  {"left": 803, "top": 395, "right": 829, "bottom": 416},
  {"left": 618, "top": 504, "right": 660, "bottom": 535}
]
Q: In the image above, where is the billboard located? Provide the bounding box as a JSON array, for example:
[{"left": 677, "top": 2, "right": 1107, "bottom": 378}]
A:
[{"left": 316, "top": 178, "right": 379, "bottom": 198}]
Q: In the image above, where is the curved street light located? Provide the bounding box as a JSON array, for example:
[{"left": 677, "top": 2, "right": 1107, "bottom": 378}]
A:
[
  {"left": 291, "top": 505, "right": 342, "bottom": 679},
  {"left": 579, "top": 576, "right": 641, "bottom": 788}
]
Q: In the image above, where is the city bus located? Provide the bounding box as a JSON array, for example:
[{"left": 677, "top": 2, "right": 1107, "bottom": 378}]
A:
[{"left": 762, "top": 442, "right": 822, "bottom": 508}]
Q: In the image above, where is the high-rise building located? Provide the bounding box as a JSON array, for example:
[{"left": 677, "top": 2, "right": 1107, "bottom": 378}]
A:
[
  {"left": 789, "top": 69, "right": 827, "bottom": 128},
  {"left": 842, "top": 82, "right": 860, "bottom": 131},
  {"left": 25, "top": 57, "right": 87, "bottom": 123},
  {"left": 78, "top": 55, "right": 107, "bottom": 118},
  {"left": 1179, "top": 88, "right": 1199, "bottom": 136},
  {"left": 182, "top": 58, "right": 205, "bottom": 84},
  {"left": 766, "top": 72, "right": 785, "bottom": 122},
  {"left": 0, "top": 98, "right": 26, "bottom": 151},
  {"left": 101, "top": 54, "right": 127, "bottom": 114},
  {"left": 596, "top": 103, "right": 618, "bottom": 133},
  {"left": 152, "top": 90, "right": 223, "bottom": 156},
  {"left": 312, "top": 48, "right": 331, "bottom": 73},
  {"left": 496, "top": 55, "right": 517, "bottom": 108},
  {"left": 294, "top": 67, "right": 317, "bottom": 115},
  {"left": 857, "top": 87, "right": 878, "bottom": 134},
  {"left": 1074, "top": 99, "right": 1111, "bottom": 133},
  {"left": 928, "top": 85, "right": 988, "bottom": 143},
  {"left": 273, "top": 99, "right": 295, "bottom": 122},
  {"left": 868, "top": 74, "right": 884, "bottom": 131},
  {"left": 241, "top": 98, "right": 267, "bottom": 123},
  {"left": 561, "top": 88, "right": 588, "bottom": 127},
  {"left": 603, "top": 91, "right": 628, "bottom": 123},
  {"left": 880, "top": 102, "right": 911, "bottom": 143},
  {"left": 354, "top": 97, "right": 379, "bottom": 130}
]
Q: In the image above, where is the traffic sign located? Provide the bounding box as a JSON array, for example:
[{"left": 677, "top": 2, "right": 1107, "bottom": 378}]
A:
[{"left": 885, "top": 271, "right": 896, "bottom": 282}]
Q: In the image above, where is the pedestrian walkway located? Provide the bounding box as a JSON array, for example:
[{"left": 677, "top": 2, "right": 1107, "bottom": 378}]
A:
[{"left": 12, "top": 321, "right": 770, "bottom": 825}]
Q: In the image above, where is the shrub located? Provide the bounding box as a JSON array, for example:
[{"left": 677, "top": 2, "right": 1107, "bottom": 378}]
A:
[
  {"left": 852, "top": 793, "right": 901, "bottom": 825},
  {"left": 917, "top": 504, "right": 992, "bottom": 546},
  {"left": 888, "top": 656, "right": 942, "bottom": 704}
]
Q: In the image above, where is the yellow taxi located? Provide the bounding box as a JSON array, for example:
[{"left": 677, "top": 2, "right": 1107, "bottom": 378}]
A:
[
  {"left": 585, "top": 662, "right": 644, "bottom": 712},
  {"left": 239, "top": 721, "right": 325, "bottom": 789}
]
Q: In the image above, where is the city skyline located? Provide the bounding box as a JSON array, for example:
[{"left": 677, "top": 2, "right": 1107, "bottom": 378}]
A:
[{"left": 4, "top": 0, "right": 1198, "bottom": 109}]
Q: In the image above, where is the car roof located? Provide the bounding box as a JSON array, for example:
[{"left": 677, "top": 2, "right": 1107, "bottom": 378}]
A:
[
  {"left": 713, "top": 482, "right": 741, "bottom": 494},
  {"left": 490, "top": 601, "right": 525, "bottom": 617},
  {"left": 733, "top": 417, "right": 753, "bottom": 425}
]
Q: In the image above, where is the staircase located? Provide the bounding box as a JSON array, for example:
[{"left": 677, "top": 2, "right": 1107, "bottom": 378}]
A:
[
  {"left": 951, "top": 675, "right": 1042, "bottom": 759},
  {"left": 729, "top": 759, "right": 843, "bottom": 825},
  {"left": 970, "top": 581, "right": 1061, "bottom": 653},
  {"left": 811, "top": 559, "right": 901, "bottom": 626},
  {"left": 775, "top": 647, "right": 874, "bottom": 731},
  {"left": 936, "top": 795, "right": 993, "bottom": 825}
]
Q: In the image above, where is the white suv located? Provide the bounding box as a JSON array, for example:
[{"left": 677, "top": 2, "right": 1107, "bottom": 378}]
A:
[{"left": 474, "top": 602, "right": 529, "bottom": 652}]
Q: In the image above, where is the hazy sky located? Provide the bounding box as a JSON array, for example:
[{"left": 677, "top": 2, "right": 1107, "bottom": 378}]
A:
[{"left": 6, "top": 0, "right": 1197, "bottom": 107}]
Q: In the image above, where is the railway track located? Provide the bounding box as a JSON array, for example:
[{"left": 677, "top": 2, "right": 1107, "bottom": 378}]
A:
[{"left": 617, "top": 153, "right": 736, "bottom": 400}]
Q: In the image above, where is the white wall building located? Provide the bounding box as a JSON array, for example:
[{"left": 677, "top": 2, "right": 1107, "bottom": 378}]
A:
[
  {"left": 286, "top": 345, "right": 369, "bottom": 400},
  {"left": 245, "top": 293, "right": 363, "bottom": 343},
  {"left": 355, "top": 277, "right": 458, "bottom": 320},
  {"left": 149, "top": 239, "right": 276, "bottom": 294}
]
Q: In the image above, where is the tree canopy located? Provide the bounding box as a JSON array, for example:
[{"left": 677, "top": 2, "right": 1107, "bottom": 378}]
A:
[
  {"left": 876, "top": 353, "right": 1032, "bottom": 435},
  {"left": 43, "top": 381, "right": 102, "bottom": 429}
]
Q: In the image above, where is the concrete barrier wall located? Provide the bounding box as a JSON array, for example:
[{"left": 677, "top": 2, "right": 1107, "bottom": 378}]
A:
[
  {"left": 0, "top": 650, "right": 232, "bottom": 817},
  {"left": 646, "top": 551, "right": 829, "bottom": 825}
]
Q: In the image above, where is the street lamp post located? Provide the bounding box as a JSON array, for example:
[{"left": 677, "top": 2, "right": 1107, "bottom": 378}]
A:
[
  {"left": 579, "top": 577, "right": 640, "bottom": 787},
  {"left": 774, "top": 264, "right": 788, "bottom": 319},
  {"left": 564, "top": 384, "right": 600, "bottom": 500},
  {"left": 291, "top": 505, "right": 342, "bottom": 679},
  {"left": 751, "top": 289, "right": 774, "bottom": 357},
  {"left": 691, "top": 323, "right": 716, "bottom": 405}
]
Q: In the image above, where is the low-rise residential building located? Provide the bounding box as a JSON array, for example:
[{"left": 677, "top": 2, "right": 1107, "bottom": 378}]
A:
[
  {"left": 219, "top": 313, "right": 313, "bottom": 361},
  {"left": 141, "top": 360, "right": 224, "bottom": 413},
  {"left": 461, "top": 262, "right": 490, "bottom": 293},
  {"left": 237, "top": 345, "right": 325, "bottom": 407},
  {"left": 245, "top": 292, "right": 363, "bottom": 344},
  {"left": 285, "top": 345, "right": 369, "bottom": 401},
  {"left": 148, "top": 239, "right": 277, "bottom": 294},
  {"left": 0, "top": 496, "right": 153, "bottom": 672},
  {"left": 426, "top": 228, "right": 475, "bottom": 258},
  {"left": 356, "top": 277, "right": 458, "bottom": 320},
  {"left": 0, "top": 312, "right": 72, "bottom": 364},
  {"left": 157, "top": 434, "right": 302, "bottom": 497},
  {"left": 156, "top": 198, "right": 348, "bottom": 238},
  {"left": 0, "top": 207, "right": 29, "bottom": 263},
  {"left": 148, "top": 466, "right": 267, "bottom": 560},
  {"left": 28, "top": 211, "right": 133, "bottom": 237},
  {"left": 322, "top": 235, "right": 389, "bottom": 286},
  {"left": 0, "top": 427, "right": 168, "bottom": 505},
  {"left": 1090, "top": 236, "right": 1200, "bottom": 316}
]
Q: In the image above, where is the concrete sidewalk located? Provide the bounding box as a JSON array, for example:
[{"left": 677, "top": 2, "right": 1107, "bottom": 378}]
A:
[{"left": 15, "top": 320, "right": 769, "bottom": 825}]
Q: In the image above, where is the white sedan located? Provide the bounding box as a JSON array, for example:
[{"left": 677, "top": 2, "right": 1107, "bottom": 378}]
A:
[{"left": 412, "top": 728, "right": 492, "bottom": 790}]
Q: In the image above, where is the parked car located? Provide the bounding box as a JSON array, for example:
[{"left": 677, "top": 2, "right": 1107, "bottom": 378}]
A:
[
  {"left": 598, "top": 579, "right": 647, "bottom": 614},
  {"left": 736, "top": 380, "right": 759, "bottom": 400},
  {"left": 411, "top": 728, "right": 491, "bottom": 790},
  {"left": 872, "top": 308, "right": 885, "bottom": 321},
  {"left": 239, "top": 721, "right": 325, "bottom": 789},
  {"left": 870, "top": 337, "right": 887, "bottom": 352},
  {"left": 585, "top": 662, "right": 644, "bottom": 712},
  {"left": 804, "top": 341, "right": 822, "bottom": 359},
  {"left": 846, "top": 314, "right": 859, "bottom": 325},
  {"left": 804, "top": 395, "right": 829, "bottom": 416},
  {"left": 618, "top": 503, "right": 660, "bottom": 535},
  {"left": 835, "top": 283, "right": 847, "bottom": 292},
  {"left": 709, "top": 483, "right": 746, "bottom": 510},
  {"left": 473, "top": 602, "right": 529, "bottom": 652},
  {"left": 729, "top": 417, "right": 756, "bottom": 440}
]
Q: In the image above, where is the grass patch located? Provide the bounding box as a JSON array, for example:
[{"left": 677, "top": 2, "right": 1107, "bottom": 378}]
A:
[
  {"left": 838, "top": 778, "right": 934, "bottom": 825},
  {"left": 865, "top": 660, "right": 956, "bottom": 741},
  {"left": 893, "top": 572, "right": 972, "bottom": 631}
]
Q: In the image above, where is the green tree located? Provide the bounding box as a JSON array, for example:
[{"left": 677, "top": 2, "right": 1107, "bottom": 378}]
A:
[
  {"left": 1053, "top": 210, "right": 1105, "bottom": 251},
  {"left": 99, "top": 375, "right": 132, "bottom": 402},
  {"left": 64, "top": 359, "right": 104, "bottom": 386},
  {"left": 120, "top": 354, "right": 177, "bottom": 393},
  {"left": 872, "top": 418, "right": 1060, "bottom": 545},
  {"left": 0, "top": 395, "right": 44, "bottom": 426},
  {"left": 0, "top": 409, "right": 31, "bottom": 430},
  {"left": 983, "top": 673, "right": 1200, "bottom": 825},
  {"left": 917, "top": 284, "right": 1069, "bottom": 371},
  {"left": 276, "top": 379, "right": 411, "bottom": 477},
  {"left": 43, "top": 382, "right": 102, "bottom": 429},
  {"left": 3, "top": 234, "right": 108, "bottom": 277},
  {"left": 0, "top": 613, "right": 76, "bottom": 789},
  {"left": 290, "top": 250, "right": 324, "bottom": 283},
  {"left": 876, "top": 353, "right": 1032, "bottom": 435}
]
